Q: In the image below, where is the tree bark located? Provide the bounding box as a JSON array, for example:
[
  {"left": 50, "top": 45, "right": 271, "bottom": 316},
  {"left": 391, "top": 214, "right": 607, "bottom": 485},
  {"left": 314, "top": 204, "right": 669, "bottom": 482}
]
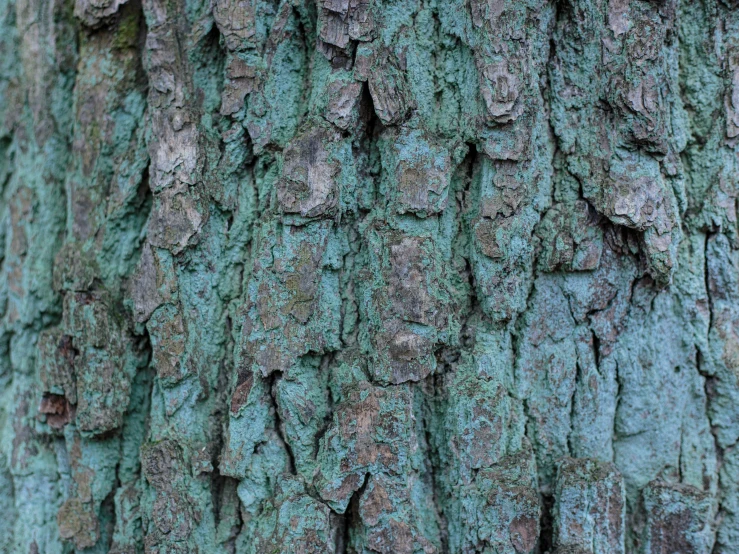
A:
[{"left": 1, "top": 0, "right": 738, "bottom": 552}]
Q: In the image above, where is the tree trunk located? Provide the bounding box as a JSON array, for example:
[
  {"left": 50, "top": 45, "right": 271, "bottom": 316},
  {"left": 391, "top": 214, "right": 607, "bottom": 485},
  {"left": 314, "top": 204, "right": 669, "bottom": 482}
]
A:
[{"left": 1, "top": 0, "right": 739, "bottom": 552}]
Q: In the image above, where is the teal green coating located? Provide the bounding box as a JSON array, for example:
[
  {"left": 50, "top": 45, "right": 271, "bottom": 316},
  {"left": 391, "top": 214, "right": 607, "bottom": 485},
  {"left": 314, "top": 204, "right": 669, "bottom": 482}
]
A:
[{"left": 2, "top": 0, "right": 739, "bottom": 552}]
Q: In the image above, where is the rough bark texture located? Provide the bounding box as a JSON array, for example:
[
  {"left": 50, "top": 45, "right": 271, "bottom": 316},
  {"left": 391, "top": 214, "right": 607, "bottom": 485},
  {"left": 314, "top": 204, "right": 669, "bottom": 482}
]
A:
[{"left": 1, "top": 0, "right": 739, "bottom": 552}]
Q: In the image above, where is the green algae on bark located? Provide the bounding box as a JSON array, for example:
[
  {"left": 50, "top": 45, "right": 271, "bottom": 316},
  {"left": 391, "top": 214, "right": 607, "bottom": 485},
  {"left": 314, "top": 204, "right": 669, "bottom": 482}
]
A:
[{"left": 2, "top": 0, "right": 739, "bottom": 552}]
